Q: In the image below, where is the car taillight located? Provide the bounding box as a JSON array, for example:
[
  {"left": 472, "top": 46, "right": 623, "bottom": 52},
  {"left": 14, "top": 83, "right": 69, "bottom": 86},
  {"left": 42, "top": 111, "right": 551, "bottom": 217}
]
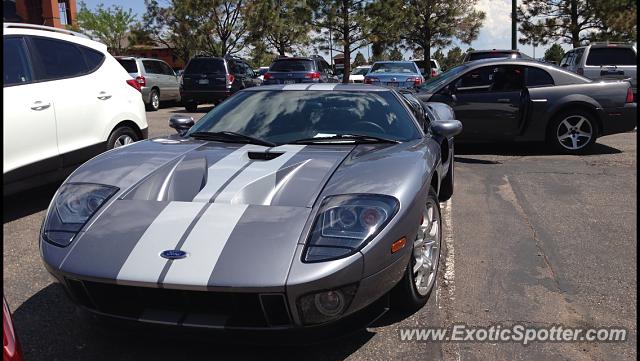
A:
[
  {"left": 305, "top": 71, "right": 321, "bottom": 79},
  {"left": 126, "top": 79, "right": 141, "bottom": 92},
  {"left": 226, "top": 74, "right": 235, "bottom": 85},
  {"left": 3, "top": 299, "right": 22, "bottom": 361},
  {"left": 364, "top": 77, "right": 375, "bottom": 84},
  {"left": 407, "top": 77, "right": 423, "bottom": 86},
  {"left": 577, "top": 68, "right": 584, "bottom": 75},
  {"left": 263, "top": 72, "right": 273, "bottom": 80},
  {"left": 431, "top": 69, "right": 437, "bottom": 78},
  {"left": 626, "top": 87, "right": 634, "bottom": 103},
  {"left": 135, "top": 75, "right": 146, "bottom": 87}
]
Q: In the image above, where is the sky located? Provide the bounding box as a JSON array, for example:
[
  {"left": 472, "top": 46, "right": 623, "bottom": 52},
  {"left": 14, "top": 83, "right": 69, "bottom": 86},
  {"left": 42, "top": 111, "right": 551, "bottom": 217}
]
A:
[{"left": 82, "top": 0, "right": 571, "bottom": 60}]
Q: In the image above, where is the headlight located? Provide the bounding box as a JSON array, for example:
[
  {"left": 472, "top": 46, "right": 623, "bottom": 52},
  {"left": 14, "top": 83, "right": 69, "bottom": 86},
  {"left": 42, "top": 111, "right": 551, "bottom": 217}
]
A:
[
  {"left": 42, "top": 183, "right": 118, "bottom": 247},
  {"left": 297, "top": 284, "right": 358, "bottom": 325},
  {"left": 304, "top": 194, "right": 399, "bottom": 262}
]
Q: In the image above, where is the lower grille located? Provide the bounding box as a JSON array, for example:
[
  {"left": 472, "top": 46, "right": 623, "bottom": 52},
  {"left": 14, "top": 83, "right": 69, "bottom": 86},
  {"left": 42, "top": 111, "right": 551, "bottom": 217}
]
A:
[{"left": 66, "top": 279, "right": 291, "bottom": 328}]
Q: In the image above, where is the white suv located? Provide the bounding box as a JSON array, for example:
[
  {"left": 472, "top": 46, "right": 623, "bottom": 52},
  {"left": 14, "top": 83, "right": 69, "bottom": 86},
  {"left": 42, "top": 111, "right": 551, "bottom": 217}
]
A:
[{"left": 3, "top": 23, "right": 148, "bottom": 195}]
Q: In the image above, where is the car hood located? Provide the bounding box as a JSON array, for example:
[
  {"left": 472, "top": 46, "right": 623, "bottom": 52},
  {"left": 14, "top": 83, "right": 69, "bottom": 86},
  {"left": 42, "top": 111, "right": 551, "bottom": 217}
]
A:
[{"left": 55, "top": 138, "right": 355, "bottom": 290}]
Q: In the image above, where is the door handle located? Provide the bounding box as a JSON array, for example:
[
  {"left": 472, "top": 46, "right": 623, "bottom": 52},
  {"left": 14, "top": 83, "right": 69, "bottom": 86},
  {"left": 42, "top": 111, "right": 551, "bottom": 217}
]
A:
[
  {"left": 30, "top": 101, "right": 50, "bottom": 111},
  {"left": 97, "top": 91, "right": 112, "bottom": 100},
  {"left": 497, "top": 98, "right": 511, "bottom": 103}
]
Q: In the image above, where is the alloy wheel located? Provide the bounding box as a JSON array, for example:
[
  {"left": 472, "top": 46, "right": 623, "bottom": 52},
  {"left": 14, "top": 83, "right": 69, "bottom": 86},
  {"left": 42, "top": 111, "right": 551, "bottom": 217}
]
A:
[
  {"left": 556, "top": 115, "right": 593, "bottom": 150},
  {"left": 113, "top": 135, "right": 134, "bottom": 148},
  {"left": 412, "top": 201, "right": 441, "bottom": 296}
]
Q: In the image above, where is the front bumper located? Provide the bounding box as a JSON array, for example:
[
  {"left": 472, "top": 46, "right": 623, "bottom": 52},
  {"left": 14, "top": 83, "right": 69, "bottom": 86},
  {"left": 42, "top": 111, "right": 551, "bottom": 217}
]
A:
[{"left": 600, "top": 103, "right": 637, "bottom": 136}]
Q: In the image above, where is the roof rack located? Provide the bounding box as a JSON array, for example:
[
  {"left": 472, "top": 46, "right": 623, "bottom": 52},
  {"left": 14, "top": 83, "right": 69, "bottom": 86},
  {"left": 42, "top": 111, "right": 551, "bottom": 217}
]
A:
[
  {"left": 589, "top": 41, "right": 631, "bottom": 46},
  {"left": 3, "top": 22, "right": 91, "bottom": 39}
]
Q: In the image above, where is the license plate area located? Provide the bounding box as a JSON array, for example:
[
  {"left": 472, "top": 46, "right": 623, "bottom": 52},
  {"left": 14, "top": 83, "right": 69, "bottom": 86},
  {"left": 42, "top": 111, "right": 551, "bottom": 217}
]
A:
[
  {"left": 198, "top": 79, "right": 209, "bottom": 85},
  {"left": 284, "top": 80, "right": 296, "bottom": 84},
  {"left": 386, "top": 82, "right": 399, "bottom": 87}
]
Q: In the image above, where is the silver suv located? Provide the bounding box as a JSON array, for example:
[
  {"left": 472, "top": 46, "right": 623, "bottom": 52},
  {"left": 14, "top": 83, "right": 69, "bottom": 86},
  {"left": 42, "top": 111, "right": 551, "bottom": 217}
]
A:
[
  {"left": 115, "top": 56, "right": 181, "bottom": 111},
  {"left": 560, "top": 43, "right": 637, "bottom": 99}
]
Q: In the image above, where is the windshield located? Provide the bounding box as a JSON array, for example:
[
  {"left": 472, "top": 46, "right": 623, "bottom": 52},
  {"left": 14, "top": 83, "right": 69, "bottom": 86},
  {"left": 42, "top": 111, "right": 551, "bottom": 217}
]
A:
[
  {"left": 419, "top": 64, "right": 469, "bottom": 91},
  {"left": 351, "top": 67, "right": 370, "bottom": 75},
  {"left": 186, "top": 90, "right": 421, "bottom": 144},
  {"left": 270, "top": 59, "right": 314, "bottom": 72},
  {"left": 468, "top": 52, "right": 517, "bottom": 61},
  {"left": 370, "top": 62, "right": 418, "bottom": 74}
]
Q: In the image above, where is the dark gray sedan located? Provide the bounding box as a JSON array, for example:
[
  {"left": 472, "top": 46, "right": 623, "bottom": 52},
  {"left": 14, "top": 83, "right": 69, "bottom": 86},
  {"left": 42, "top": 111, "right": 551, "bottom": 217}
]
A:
[
  {"left": 40, "top": 84, "right": 461, "bottom": 332},
  {"left": 416, "top": 58, "right": 636, "bottom": 153}
]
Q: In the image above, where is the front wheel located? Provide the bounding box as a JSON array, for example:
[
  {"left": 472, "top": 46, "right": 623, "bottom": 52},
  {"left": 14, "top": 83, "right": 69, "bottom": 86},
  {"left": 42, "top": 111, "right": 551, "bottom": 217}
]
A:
[
  {"left": 146, "top": 89, "right": 160, "bottom": 111},
  {"left": 392, "top": 188, "right": 442, "bottom": 311},
  {"left": 107, "top": 125, "right": 139, "bottom": 150},
  {"left": 548, "top": 111, "right": 597, "bottom": 154}
]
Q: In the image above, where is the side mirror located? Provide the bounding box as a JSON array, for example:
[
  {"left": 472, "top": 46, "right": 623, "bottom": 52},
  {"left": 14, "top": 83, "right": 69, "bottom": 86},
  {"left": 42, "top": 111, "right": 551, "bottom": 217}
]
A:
[
  {"left": 430, "top": 119, "right": 463, "bottom": 138},
  {"left": 169, "top": 114, "right": 194, "bottom": 134}
]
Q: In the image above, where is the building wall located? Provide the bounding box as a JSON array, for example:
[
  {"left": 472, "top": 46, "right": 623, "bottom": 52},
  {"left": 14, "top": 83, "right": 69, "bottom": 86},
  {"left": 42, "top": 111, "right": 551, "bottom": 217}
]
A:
[{"left": 12, "top": 0, "right": 77, "bottom": 28}]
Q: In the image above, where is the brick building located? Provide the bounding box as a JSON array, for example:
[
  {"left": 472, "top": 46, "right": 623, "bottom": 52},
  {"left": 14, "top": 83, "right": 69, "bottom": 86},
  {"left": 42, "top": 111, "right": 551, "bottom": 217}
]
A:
[{"left": 4, "top": 0, "right": 77, "bottom": 28}]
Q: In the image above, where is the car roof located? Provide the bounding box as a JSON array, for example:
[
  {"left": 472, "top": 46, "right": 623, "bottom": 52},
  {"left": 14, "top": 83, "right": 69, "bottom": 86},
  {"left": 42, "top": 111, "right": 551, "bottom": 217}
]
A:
[
  {"left": 3, "top": 22, "right": 107, "bottom": 52},
  {"left": 373, "top": 61, "right": 415, "bottom": 63},
  {"left": 242, "top": 84, "right": 392, "bottom": 92},
  {"left": 468, "top": 49, "right": 521, "bottom": 53}
]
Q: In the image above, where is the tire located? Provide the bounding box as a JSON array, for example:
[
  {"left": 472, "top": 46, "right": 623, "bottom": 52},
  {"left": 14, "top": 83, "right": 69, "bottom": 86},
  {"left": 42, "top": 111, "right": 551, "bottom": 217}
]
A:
[
  {"left": 146, "top": 89, "right": 160, "bottom": 111},
  {"left": 392, "top": 187, "right": 442, "bottom": 311},
  {"left": 185, "top": 101, "right": 198, "bottom": 112},
  {"left": 438, "top": 155, "right": 454, "bottom": 202},
  {"left": 547, "top": 110, "right": 597, "bottom": 154},
  {"left": 107, "top": 125, "right": 139, "bottom": 150}
]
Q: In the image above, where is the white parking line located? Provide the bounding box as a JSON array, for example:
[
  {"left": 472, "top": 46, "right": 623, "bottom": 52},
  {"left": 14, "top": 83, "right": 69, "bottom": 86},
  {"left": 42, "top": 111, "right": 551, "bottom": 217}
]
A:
[{"left": 441, "top": 199, "right": 455, "bottom": 300}]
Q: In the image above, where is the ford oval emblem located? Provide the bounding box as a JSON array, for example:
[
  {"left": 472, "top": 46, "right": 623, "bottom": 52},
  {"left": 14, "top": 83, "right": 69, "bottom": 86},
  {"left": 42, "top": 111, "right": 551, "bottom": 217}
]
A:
[{"left": 161, "top": 249, "right": 187, "bottom": 260}]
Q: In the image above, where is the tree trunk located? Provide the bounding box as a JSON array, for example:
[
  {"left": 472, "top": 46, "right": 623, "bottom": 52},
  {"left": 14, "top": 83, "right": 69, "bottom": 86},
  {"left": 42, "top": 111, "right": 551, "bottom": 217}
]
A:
[
  {"left": 570, "top": 0, "right": 580, "bottom": 47},
  {"left": 424, "top": 24, "right": 432, "bottom": 78}
]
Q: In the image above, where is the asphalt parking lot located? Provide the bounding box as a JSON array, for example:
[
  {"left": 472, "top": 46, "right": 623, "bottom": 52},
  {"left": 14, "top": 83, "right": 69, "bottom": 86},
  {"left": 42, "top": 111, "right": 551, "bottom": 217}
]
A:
[{"left": 3, "top": 104, "right": 636, "bottom": 361}]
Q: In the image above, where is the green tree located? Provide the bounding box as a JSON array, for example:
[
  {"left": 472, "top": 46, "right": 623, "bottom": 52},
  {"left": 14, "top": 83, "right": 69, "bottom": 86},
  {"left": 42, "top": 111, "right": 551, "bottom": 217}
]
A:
[
  {"left": 312, "top": 0, "right": 370, "bottom": 83},
  {"left": 389, "top": 47, "right": 403, "bottom": 60},
  {"left": 75, "top": 1, "right": 137, "bottom": 55},
  {"left": 367, "top": 0, "right": 484, "bottom": 76},
  {"left": 544, "top": 43, "right": 565, "bottom": 63},
  {"left": 517, "top": 0, "right": 635, "bottom": 47},
  {"left": 143, "top": 0, "right": 205, "bottom": 64},
  {"left": 248, "top": 41, "right": 275, "bottom": 68},
  {"left": 191, "top": 0, "right": 248, "bottom": 56},
  {"left": 127, "top": 22, "right": 154, "bottom": 47},
  {"left": 443, "top": 46, "right": 464, "bottom": 70},
  {"left": 245, "top": 0, "right": 312, "bottom": 56},
  {"left": 352, "top": 52, "right": 367, "bottom": 67}
]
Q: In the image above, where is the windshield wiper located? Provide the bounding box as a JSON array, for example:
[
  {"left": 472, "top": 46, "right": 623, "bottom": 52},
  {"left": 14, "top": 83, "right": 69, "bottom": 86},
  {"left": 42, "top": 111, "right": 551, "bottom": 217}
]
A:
[
  {"left": 190, "top": 131, "right": 276, "bottom": 147},
  {"left": 290, "top": 134, "right": 400, "bottom": 144}
]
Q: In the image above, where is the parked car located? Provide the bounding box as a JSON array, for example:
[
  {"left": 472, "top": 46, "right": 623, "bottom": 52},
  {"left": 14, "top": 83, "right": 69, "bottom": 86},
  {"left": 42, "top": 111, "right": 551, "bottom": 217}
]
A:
[
  {"left": 262, "top": 55, "right": 338, "bottom": 85},
  {"left": 415, "top": 58, "right": 636, "bottom": 153},
  {"left": 180, "top": 55, "right": 261, "bottom": 112},
  {"left": 560, "top": 42, "right": 637, "bottom": 100},
  {"left": 349, "top": 65, "right": 371, "bottom": 83},
  {"left": 115, "top": 56, "right": 181, "bottom": 111},
  {"left": 462, "top": 49, "right": 531, "bottom": 63},
  {"left": 413, "top": 59, "right": 442, "bottom": 78},
  {"left": 3, "top": 23, "right": 148, "bottom": 195},
  {"left": 364, "top": 61, "right": 425, "bottom": 89},
  {"left": 40, "top": 84, "right": 462, "bottom": 332},
  {"left": 3, "top": 298, "right": 22, "bottom": 361},
  {"left": 254, "top": 66, "right": 269, "bottom": 81}
]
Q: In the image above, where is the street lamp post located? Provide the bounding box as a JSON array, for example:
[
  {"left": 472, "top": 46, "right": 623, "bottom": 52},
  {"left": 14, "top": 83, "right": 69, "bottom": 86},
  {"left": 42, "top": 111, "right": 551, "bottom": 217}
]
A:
[{"left": 512, "top": 0, "right": 517, "bottom": 50}]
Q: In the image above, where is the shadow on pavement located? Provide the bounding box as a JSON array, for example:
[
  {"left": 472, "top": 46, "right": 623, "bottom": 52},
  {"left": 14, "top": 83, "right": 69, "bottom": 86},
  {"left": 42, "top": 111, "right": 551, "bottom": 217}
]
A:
[
  {"left": 170, "top": 105, "right": 214, "bottom": 114},
  {"left": 3, "top": 182, "right": 61, "bottom": 223},
  {"left": 12, "top": 283, "right": 375, "bottom": 361},
  {"left": 455, "top": 141, "right": 622, "bottom": 156}
]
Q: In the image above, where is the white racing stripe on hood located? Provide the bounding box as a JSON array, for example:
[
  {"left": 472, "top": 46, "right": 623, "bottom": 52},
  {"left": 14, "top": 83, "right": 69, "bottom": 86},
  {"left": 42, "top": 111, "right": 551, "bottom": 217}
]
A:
[
  {"left": 116, "top": 201, "right": 206, "bottom": 284},
  {"left": 192, "top": 145, "right": 267, "bottom": 202},
  {"left": 307, "top": 83, "right": 338, "bottom": 90},
  {"left": 213, "top": 144, "right": 306, "bottom": 204},
  {"left": 161, "top": 203, "right": 248, "bottom": 289}
]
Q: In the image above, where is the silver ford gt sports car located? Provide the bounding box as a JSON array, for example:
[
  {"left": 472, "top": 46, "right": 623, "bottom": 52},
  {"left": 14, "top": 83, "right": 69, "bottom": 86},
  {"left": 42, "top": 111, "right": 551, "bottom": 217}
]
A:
[{"left": 40, "top": 84, "right": 461, "bottom": 330}]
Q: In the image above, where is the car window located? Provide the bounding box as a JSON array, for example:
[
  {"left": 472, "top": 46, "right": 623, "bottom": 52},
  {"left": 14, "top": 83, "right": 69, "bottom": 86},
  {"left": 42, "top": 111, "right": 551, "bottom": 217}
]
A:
[
  {"left": 573, "top": 48, "right": 585, "bottom": 65},
  {"left": 430, "top": 60, "right": 437, "bottom": 68},
  {"left": 455, "top": 66, "right": 494, "bottom": 92},
  {"left": 468, "top": 51, "right": 517, "bottom": 61},
  {"left": 351, "top": 68, "right": 370, "bottom": 75},
  {"left": 30, "top": 37, "right": 88, "bottom": 80},
  {"left": 525, "top": 67, "right": 554, "bottom": 87},
  {"left": 185, "top": 58, "right": 226, "bottom": 74},
  {"left": 270, "top": 59, "right": 314, "bottom": 72},
  {"left": 490, "top": 66, "right": 524, "bottom": 92},
  {"left": 4, "top": 37, "right": 33, "bottom": 86},
  {"left": 81, "top": 47, "right": 105, "bottom": 72},
  {"left": 116, "top": 58, "right": 138, "bottom": 73},
  {"left": 158, "top": 61, "right": 174, "bottom": 76},
  {"left": 187, "top": 90, "right": 421, "bottom": 144},
  {"left": 370, "top": 62, "right": 417, "bottom": 74},
  {"left": 586, "top": 47, "right": 636, "bottom": 66},
  {"left": 400, "top": 93, "right": 426, "bottom": 126},
  {"left": 142, "top": 60, "right": 162, "bottom": 74}
]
